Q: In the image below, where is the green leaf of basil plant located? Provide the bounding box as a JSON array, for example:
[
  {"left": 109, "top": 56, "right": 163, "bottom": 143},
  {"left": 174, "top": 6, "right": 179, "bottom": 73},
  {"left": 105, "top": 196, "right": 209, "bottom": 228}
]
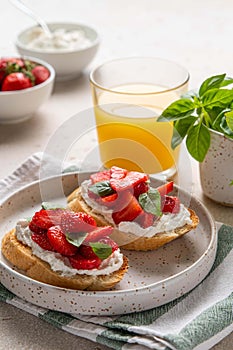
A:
[
  {"left": 225, "top": 110, "right": 233, "bottom": 131},
  {"left": 138, "top": 188, "right": 162, "bottom": 217},
  {"left": 89, "top": 181, "right": 115, "bottom": 197},
  {"left": 66, "top": 232, "right": 88, "bottom": 247},
  {"left": 158, "top": 73, "right": 233, "bottom": 162},
  {"left": 186, "top": 123, "right": 211, "bottom": 162},
  {"left": 90, "top": 242, "right": 113, "bottom": 260},
  {"left": 198, "top": 74, "right": 226, "bottom": 97}
]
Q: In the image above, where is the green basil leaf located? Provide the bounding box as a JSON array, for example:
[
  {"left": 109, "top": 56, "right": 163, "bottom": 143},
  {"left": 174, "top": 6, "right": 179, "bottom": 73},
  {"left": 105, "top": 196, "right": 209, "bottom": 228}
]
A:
[
  {"left": 181, "top": 90, "right": 198, "bottom": 100},
  {"left": 219, "top": 117, "right": 233, "bottom": 138},
  {"left": 225, "top": 110, "right": 233, "bottom": 131},
  {"left": 89, "top": 181, "right": 115, "bottom": 197},
  {"left": 220, "top": 77, "right": 233, "bottom": 87},
  {"left": 230, "top": 180, "right": 233, "bottom": 186},
  {"left": 66, "top": 232, "right": 88, "bottom": 247},
  {"left": 199, "top": 74, "right": 226, "bottom": 97},
  {"left": 41, "top": 202, "right": 65, "bottom": 210},
  {"left": 186, "top": 123, "right": 211, "bottom": 162},
  {"left": 138, "top": 188, "right": 161, "bottom": 216},
  {"left": 158, "top": 99, "right": 196, "bottom": 122},
  {"left": 90, "top": 242, "right": 112, "bottom": 260},
  {"left": 171, "top": 116, "right": 197, "bottom": 149},
  {"left": 212, "top": 110, "right": 227, "bottom": 132},
  {"left": 201, "top": 89, "right": 233, "bottom": 110}
]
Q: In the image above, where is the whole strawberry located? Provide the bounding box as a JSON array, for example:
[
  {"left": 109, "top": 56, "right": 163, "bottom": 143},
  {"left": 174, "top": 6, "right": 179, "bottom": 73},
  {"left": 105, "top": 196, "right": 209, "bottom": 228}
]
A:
[
  {"left": 1, "top": 72, "right": 32, "bottom": 91},
  {"left": 32, "top": 65, "right": 50, "bottom": 85}
]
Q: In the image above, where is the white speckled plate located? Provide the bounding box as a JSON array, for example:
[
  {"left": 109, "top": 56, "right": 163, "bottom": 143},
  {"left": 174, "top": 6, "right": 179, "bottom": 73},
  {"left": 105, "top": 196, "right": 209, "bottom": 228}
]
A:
[{"left": 0, "top": 173, "right": 217, "bottom": 315}]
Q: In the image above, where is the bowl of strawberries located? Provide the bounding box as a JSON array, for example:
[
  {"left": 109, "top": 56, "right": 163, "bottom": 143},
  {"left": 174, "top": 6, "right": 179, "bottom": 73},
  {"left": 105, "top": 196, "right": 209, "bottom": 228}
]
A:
[{"left": 0, "top": 56, "right": 55, "bottom": 124}]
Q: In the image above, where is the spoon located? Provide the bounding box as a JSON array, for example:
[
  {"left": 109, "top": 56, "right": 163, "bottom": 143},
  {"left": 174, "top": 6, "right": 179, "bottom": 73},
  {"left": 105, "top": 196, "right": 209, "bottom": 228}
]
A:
[{"left": 10, "top": 0, "right": 52, "bottom": 36}]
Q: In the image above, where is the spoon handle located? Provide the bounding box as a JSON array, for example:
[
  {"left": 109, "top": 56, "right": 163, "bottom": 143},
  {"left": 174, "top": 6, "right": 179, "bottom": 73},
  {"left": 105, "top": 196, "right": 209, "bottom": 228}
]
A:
[{"left": 10, "top": 0, "right": 52, "bottom": 36}]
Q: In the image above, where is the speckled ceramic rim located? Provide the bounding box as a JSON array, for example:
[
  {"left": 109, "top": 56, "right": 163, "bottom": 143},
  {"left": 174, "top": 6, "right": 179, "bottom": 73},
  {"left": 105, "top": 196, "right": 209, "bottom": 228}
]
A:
[
  {"left": 15, "top": 22, "right": 100, "bottom": 55},
  {"left": 0, "top": 173, "right": 216, "bottom": 297},
  {"left": 90, "top": 57, "right": 190, "bottom": 95},
  {"left": 0, "top": 55, "right": 55, "bottom": 95}
]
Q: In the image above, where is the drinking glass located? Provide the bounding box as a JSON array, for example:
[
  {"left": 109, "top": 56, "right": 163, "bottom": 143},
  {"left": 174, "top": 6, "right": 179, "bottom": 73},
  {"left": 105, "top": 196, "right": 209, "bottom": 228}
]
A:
[{"left": 90, "top": 57, "right": 189, "bottom": 177}]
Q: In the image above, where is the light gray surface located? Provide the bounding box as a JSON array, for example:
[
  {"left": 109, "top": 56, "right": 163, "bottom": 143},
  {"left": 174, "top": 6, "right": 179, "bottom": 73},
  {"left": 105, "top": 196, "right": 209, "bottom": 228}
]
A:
[{"left": 0, "top": 0, "right": 233, "bottom": 349}]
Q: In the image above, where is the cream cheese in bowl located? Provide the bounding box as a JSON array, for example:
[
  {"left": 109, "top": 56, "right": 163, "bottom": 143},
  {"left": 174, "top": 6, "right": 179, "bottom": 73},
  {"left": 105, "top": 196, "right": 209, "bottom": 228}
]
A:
[
  {"left": 16, "top": 22, "right": 100, "bottom": 81},
  {"left": 26, "top": 27, "right": 93, "bottom": 52}
]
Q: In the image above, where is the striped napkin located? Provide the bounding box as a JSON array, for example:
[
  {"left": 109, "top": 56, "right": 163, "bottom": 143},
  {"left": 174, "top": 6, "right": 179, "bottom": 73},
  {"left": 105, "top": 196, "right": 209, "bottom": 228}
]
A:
[{"left": 0, "top": 153, "right": 232, "bottom": 350}]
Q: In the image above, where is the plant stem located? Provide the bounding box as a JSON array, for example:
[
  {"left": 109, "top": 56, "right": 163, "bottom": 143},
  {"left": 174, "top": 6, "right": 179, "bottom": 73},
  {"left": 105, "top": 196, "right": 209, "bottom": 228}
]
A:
[{"left": 202, "top": 108, "right": 212, "bottom": 128}]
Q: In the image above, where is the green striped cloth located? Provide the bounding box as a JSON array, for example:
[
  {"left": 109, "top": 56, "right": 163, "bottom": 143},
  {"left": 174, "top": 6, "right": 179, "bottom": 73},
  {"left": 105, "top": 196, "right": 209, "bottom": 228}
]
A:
[{"left": 0, "top": 154, "right": 233, "bottom": 350}]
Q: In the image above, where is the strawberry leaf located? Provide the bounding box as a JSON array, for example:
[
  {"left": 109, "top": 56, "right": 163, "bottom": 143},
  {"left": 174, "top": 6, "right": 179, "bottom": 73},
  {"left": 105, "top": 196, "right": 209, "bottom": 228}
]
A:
[{"left": 90, "top": 242, "right": 112, "bottom": 260}]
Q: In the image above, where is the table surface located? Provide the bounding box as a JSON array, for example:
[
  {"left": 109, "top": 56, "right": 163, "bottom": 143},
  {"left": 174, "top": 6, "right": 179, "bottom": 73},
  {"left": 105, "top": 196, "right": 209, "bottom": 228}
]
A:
[{"left": 1, "top": 0, "right": 233, "bottom": 349}]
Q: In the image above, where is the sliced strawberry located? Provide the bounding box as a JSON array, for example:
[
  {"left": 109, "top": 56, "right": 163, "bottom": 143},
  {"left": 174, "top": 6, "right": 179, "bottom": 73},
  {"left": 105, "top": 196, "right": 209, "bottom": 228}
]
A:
[
  {"left": 112, "top": 193, "right": 143, "bottom": 225},
  {"left": 156, "top": 181, "right": 174, "bottom": 196},
  {"left": 47, "top": 225, "right": 78, "bottom": 256},
  {"left": 161, "top": 196, "right": 180, "bottom": 213},
  {"left": 79, "top": 244, "right": 98, "bottom": 259},
  {"left": 29, "top": 221, "right": 47, "bottom": 235},
  {"left": 110, "top": 171, "right": 149, "bottom": 192},
  {"left": 69, "top": 253, "right": 101, "bottom": 270},
  {"left": 30, "top": 209, "right": 64, "bottom": 230},
  {"left": 110, "top": 166, "right": 128, "bottom": 179},
  {"left": 97, "top": 193, "right": 118, "bottom": 207},
  {"left": 90, "top": 170, "right": 111, "bottom": 184},
  {"left": 60, "top": 211, "right": 96, "bottom": 234},
  {"left": 134, "top": 181, "right": 149, "bottom": 198},
  {"left": 84, "top": 226, "right": 113, "bottom": 243},
  {"left": 135, "top": 211, "right": 155, "bottom": 228},
  {"left": 31, "top": 232, "right": 54, "bottom": 251},
  {"left": 88, "top": 188, "right": 99, "bottom": 200}
]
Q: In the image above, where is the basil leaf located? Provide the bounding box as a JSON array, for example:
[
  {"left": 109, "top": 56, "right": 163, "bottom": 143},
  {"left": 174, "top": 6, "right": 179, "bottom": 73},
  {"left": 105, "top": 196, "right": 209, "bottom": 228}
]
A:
[
  {"left": 212, "top": 110, "right": 227, "bottom": 133},
  {"left": 181, "top": 90, "right": 198, "bottom": 100},
  {"left": 186, "top": 123, "right": 211, "bottom": 162},
  {"left": 158, "top": 98, "right": 196, "bottom": 122},
  {"left": 41, "top": 202, "right": 65, "bottom": 210},
  {"left": 225, "top": 110, "right": 233, "bottom": 131},
  {"left": 89, "top": 181, "right": 115, "bottom": 197},
  {"left": 66, "top": 232, "right": 88, "bottom": 247},
  {"left": 171, "top": 116, "right": 197, "bottom": 149},
  {"left": 230, "top": 180, "right": 233, "bottom": 186},
  {"left": 90, "top": 242, "right": 112, "bottom": 260},
  {"left": 201, "top": 89, "right": 233, "bottom": 110},
  {"left": 199, "top": 74, "right": 226, "bottom": 97},
  {"left": 220, "top": 77, "right": 233, "bottom": 87},
  {"left": 220, "top": 117, "right": 233, "bottom": 138},
  {"left": 139, "top": 188, "right": 161, "bottom": 216}
]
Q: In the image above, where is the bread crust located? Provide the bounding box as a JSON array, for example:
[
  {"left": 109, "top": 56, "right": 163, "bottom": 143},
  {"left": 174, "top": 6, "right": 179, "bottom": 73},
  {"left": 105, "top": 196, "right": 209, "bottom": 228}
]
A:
[
  {"left": 1, "top": 229, "right": 128, "bottom": 291},
  {"left": 67, "top": 187, "right": 199, "bottom": 251}
]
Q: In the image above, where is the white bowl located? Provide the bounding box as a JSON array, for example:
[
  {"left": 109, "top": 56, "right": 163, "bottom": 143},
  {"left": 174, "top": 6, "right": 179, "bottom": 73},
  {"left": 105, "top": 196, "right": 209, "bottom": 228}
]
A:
[
  {"left": 15, "top": 22, "right": 100, "bottom": 81},
  {"left": 0, "top": 56, "right": 55, "bottom": 124}
]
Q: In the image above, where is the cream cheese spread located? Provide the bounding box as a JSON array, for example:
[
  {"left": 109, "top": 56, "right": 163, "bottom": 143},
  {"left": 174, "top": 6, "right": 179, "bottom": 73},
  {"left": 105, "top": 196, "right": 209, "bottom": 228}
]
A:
[
  {"left": 15, "top": 219, "right": 123, "bottom": 277},
  {"left": 81, "top": 180, "right": 192, "bottom": 237},
  {"left": 26, "top": 27, "right": 92, "bottom": 52}
]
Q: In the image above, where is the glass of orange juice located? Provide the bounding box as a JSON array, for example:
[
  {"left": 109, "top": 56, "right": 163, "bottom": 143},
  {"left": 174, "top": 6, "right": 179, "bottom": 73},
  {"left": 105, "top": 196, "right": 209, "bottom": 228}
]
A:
[{"left": 90, "top": 57, "right": 189, "bottom": 177}]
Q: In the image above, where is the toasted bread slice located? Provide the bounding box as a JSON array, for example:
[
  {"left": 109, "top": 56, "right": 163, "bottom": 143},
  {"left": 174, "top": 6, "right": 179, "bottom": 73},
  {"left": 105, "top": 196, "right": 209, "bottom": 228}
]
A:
[
  {"left": 67, "top": 187, "right": 199, "bottom": 251},
  {"left": 1, "top": 229, "right": 128, "bottom": 291}
]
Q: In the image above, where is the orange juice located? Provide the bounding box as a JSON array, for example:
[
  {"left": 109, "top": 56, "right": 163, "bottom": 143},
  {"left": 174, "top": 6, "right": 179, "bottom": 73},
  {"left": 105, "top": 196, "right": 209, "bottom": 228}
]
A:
[{"left": 93, "top": 84, "right": 181, "bottom": 175}]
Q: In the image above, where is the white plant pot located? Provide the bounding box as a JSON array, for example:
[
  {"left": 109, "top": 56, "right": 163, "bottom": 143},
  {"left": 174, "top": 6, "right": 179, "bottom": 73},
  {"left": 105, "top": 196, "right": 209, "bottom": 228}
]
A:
[{"left": 199, "top": 129, "right": 233, "bottom": 206}]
